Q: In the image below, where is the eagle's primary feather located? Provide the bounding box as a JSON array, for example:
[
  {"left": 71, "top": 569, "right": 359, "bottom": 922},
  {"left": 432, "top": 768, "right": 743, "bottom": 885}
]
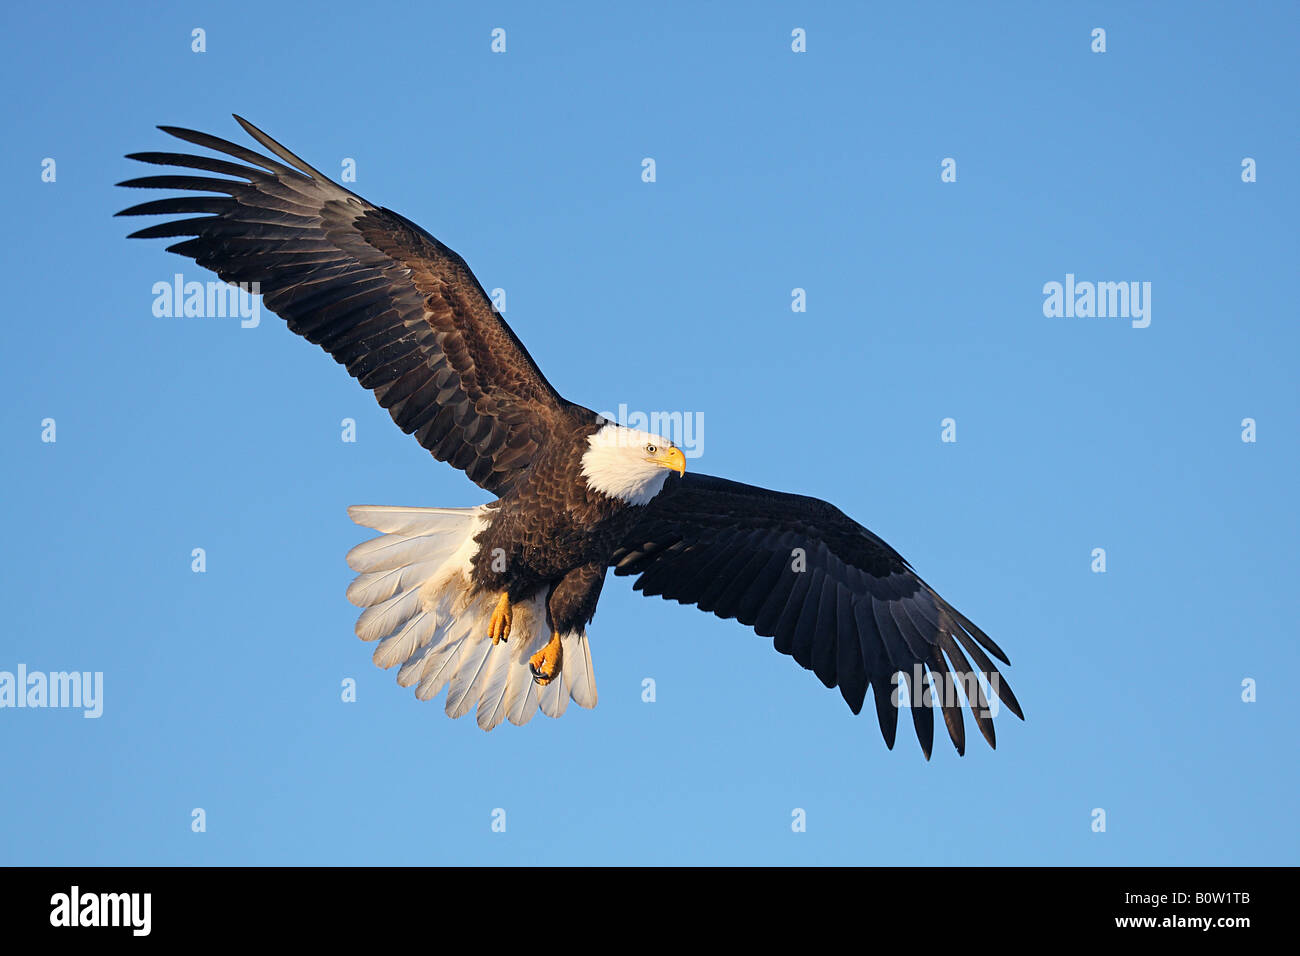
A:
[{"left": 118, "top": 116, "right": 1023, "bottom": 755}]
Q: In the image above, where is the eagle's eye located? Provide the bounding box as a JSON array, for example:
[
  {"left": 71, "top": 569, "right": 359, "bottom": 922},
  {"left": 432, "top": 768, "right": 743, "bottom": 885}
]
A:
[{"left": 645, "top": 444, "right": 657, "bottom": 455}]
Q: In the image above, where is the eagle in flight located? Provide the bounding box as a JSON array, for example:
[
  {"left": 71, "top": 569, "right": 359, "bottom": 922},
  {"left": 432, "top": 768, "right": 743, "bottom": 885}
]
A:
[{"left": 118, "top": 116, "right": 1023, "bottom": 755}]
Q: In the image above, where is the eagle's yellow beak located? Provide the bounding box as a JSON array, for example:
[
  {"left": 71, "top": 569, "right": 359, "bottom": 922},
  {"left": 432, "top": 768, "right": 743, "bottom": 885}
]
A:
[{"left": 651, "top": 447, "right": 687, "bottom": 476}]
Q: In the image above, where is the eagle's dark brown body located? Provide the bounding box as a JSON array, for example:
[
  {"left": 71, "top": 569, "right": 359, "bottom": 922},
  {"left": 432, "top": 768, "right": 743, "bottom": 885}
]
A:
[{"left": 470, "top": 415, "right": 642, "bottom": 634}]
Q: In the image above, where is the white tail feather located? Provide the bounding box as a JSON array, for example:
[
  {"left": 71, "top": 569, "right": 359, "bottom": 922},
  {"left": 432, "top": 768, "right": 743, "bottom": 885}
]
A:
[
  {"left": 538, "top": 666, "right": 570, "bottom": 719},
  {"left": 372, "top": 610, "right": 438, "bottom": 670},
  {"left": 355, "top": 587, "right": 423, "bottom": 644},
  {"left": 563, "top": 633, "right": 598, "bottom": 709},
  {"left": 345, "top": 504, "right": 598, "bottom": 730},
  {"left": 346, "top": 560, "right": 440, "bottom": 607}
]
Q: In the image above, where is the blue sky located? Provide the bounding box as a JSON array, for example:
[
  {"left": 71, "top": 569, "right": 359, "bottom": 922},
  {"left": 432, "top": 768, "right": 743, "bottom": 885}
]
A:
[{"left": 1, "top": 1, "right": 1296, "bottom": 865}]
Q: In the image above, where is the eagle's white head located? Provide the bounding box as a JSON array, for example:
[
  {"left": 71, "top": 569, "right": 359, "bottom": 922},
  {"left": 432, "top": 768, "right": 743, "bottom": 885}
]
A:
[{"left": 581, "top": 421, "right": 686, "bottom": 506}]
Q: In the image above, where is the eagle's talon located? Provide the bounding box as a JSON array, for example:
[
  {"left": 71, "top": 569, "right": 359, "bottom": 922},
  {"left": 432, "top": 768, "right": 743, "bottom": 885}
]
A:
[
  {"left": 529, "top": 633, "right": 564, "bottom": 686},
  {"left": 488, "top": 592, "right": 512, "bottom": 644}
]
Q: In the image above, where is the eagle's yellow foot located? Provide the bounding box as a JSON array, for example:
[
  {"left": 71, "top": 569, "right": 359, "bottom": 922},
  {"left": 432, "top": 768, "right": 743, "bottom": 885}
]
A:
[
  {"left": 529, "top": 632, "right": 564, "bottom": 686},
  {"left": 488, "top": 593, "right": 512, "bottom": 644}
]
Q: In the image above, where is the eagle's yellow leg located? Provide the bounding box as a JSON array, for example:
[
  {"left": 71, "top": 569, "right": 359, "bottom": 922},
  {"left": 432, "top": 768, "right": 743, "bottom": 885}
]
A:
[
  {"left": 529, "top": 632, "right": 564, "bottom": 686},
  {"left": 488, "top": 592, "right": 512, "bottom": 644}
]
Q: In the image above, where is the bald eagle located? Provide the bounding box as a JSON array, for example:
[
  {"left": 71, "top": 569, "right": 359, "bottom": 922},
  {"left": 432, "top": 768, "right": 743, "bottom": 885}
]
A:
[{"left": 117, "top": 117, "right": 1023, "bottom": 756}]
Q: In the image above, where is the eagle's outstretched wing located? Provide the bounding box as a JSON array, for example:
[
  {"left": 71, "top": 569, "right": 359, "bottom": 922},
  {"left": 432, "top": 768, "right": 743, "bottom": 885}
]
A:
[
  {"left": 611, "top": 473, "right": 1024, "bottom": 756},
  {"left": 117, "top": 116, "right": 572, "bottom": 495}
]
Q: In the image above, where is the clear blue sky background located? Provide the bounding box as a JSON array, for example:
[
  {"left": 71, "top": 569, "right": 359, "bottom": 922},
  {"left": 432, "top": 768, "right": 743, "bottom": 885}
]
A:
[{"left": 2, "top": 2, "right": 1296, "bottom": 865}]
